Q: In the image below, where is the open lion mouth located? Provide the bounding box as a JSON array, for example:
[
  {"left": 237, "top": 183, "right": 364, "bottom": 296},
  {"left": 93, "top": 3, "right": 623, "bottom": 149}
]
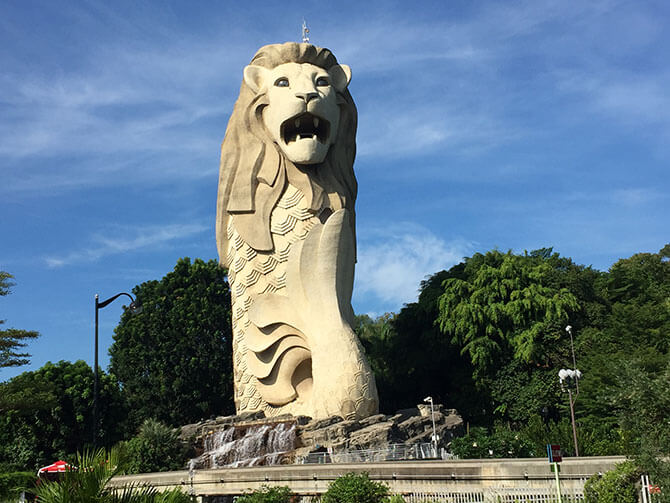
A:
[{"left": 281, "top": 112, "right": 330, "bottom": 145}]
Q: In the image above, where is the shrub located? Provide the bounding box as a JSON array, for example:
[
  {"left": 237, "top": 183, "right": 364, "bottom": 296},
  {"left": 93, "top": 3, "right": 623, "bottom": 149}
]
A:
[
  {"left": 634, "top": 452, "right": 670, "bottom": 503},
  {"left": 235, "top": 485, "right": 293, "bottom": 503},
  {"left": 583, "top": 461, "right": 639, "bottom": 503},
  {"left": 450, "top": 426, "right": 534, "bottom": 458},
  {"left": 123, "top": 419, "right": 188, "bottom": 474},
  {"left": 0, "top": 471, "right": 35, "bottom": 501},
  {"left": 322, "top": 472, "right": 389, "bottom": 503}
]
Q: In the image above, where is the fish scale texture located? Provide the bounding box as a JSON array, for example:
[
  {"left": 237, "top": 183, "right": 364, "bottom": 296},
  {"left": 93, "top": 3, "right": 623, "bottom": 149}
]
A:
[{"left": 226, "top": 184, "right": 319, "bottom": 416}]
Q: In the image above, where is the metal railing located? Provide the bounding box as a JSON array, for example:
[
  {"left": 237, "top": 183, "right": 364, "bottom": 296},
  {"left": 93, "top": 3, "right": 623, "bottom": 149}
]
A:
[
  {"left": 297, "top": 443, "right": 457, "bottom": 464},
  {"left": 299, "top": 488, "right": 585, "bottom": 502}
]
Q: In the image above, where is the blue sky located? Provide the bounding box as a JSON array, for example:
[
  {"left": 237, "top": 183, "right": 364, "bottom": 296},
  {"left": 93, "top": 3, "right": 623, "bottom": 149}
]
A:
[{"left": 1, "top": 0, "right": 668, "bottom": 381}]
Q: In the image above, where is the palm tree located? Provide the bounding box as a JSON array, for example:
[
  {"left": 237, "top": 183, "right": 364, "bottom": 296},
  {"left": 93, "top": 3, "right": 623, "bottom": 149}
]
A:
[{"left": 34, "top": 448, "right": 191, "bottom": 503}]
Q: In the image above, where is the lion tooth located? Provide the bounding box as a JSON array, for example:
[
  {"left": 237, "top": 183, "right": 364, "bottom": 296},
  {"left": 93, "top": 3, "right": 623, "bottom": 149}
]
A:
[
  {"left": 313, "top": 117, "right": 319, "bottom": 128},
  {"left": 312, "top": 134, "right": 317, "bottom": 140}
]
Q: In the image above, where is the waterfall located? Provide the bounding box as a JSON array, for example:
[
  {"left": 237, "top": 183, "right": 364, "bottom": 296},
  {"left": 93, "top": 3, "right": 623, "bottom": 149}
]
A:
[{"left": 190, "top": 421, "right": 297, "bottom": 469}]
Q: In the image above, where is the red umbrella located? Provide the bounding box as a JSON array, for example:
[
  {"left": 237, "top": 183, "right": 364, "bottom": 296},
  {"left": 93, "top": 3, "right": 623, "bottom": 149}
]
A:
[{"left": 37, "top": 460, "right": 73, "bottom": 479}]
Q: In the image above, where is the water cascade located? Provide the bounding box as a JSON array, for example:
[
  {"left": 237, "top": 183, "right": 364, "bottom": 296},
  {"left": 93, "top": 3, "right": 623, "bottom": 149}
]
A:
[{"left": 189, "top": 421, "right": 297, "bottom": 468}]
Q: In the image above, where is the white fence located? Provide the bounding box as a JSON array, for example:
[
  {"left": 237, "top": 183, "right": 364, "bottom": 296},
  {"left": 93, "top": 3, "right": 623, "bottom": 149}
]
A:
[
  {"left": 641, "top": 474, "right": 662, "bottom": 503},
  {"left": 298, "top": 487, "right": 585, "bottom": 502}
]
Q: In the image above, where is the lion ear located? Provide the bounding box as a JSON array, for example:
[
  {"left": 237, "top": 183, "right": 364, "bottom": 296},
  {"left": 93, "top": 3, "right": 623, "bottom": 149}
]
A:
[
  {"left": 244, "top": 65, "right": 269, "bottom": 93},
  {"left": 328, "top": 64, "right": 351, "bottom": 92}
]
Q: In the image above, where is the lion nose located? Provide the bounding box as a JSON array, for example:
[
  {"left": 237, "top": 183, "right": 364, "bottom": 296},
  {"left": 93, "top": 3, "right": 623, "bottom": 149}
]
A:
[{"left": 295, "top": 91, "right": 319, "bottom": 103}]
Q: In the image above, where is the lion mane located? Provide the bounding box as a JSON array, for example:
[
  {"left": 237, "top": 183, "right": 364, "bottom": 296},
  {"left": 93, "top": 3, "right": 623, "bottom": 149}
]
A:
[{"left": 216, "top": 42, "right": 358, "bottom": 260}]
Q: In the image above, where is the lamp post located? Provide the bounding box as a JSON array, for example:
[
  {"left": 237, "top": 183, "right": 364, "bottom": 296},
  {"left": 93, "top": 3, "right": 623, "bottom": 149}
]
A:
[
  {"left": 559, "top": 325, "right": 581, "bottom": 457},
  {"left": 423, "top": 396, "right": 438, "bottom": 456},
  {"left": 94, "top": 292, "right": 141, "bottom": 447}
]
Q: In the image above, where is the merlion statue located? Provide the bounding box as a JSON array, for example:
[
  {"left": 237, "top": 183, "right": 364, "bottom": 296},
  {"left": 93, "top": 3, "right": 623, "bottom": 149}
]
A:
[{"left": 216, "top": 42, "right": 379, "bottom": 420}]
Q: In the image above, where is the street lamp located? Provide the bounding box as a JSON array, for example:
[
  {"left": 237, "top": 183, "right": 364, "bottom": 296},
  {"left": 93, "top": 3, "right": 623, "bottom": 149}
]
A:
[
  {"left": 559, "top": 325, "right": 581, "bottom": 457},
  {"left": 94, "top": 292, "right": 141, "bottom": 446},
  {"left": 423, "top": 396, "right": 438, "bottom": 456}
]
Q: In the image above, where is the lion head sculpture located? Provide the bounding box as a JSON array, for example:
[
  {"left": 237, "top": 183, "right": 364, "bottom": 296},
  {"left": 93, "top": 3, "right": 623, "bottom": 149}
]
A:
[{"left": 216, "top": 42, "right": 358, "bottom": 258}]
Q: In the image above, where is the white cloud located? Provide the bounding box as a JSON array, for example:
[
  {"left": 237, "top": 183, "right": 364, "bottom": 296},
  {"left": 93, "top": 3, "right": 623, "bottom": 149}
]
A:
[
  {"left": 0, "top": 71, "right": 230, "bottom": 160},
  {"left": 44, "top": 223, "right": 208, "bottom": 268},
  {"left": 556, "top": 71, "right": 670, "bottom": 129},
  {"left": 354, "top": 225, "right": 473, "bottom": 310},
  {"left": 0, "top": 33, "right": 250, "bottom": 193},
  {"left": 564, "top": 187, "right": 664, "bottom": 207},
  {"left": 356, "top": 104, "right": 524, "bottom": 159}
]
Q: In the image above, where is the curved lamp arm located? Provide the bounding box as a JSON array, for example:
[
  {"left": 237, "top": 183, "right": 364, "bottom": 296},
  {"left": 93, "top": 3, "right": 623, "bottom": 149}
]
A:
[{"left": 96, "top": 292, "right": 142, "bottom": 313}]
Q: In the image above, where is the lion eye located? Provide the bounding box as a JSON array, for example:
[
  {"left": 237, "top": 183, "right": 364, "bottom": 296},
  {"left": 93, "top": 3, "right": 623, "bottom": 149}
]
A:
[
  {"left": 316, "top": 77, "right": 329, "bottom": 87},
  {"left": 274, "top": 77, "right": 289, "bottom": 87}
]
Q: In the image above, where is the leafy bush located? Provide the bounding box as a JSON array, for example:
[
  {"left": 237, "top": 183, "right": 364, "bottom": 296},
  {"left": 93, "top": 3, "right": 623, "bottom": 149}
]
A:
[
  {"left": 450, "top": 426, "right": 534, "bottom": 458},
  {"left": 322, "top": 472, "right": 389, "bottom": 503},
  {"left": 235, "top": 485, "right": 293, "bottom": 503},
  {"left": 0, "top": 471, "right": 35, "bottom": 501},
  {"left": 123, "top": 419, "right": 188, "bottom": 474},
  {"left": 584, "top": 461, "right": 639, "bottom": 503}
]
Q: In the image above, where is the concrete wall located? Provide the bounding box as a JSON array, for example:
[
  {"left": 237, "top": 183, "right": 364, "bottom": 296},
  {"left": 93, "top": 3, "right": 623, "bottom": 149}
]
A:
[{"left": 111, "top": 456, "right": 626, "bottom": 498}]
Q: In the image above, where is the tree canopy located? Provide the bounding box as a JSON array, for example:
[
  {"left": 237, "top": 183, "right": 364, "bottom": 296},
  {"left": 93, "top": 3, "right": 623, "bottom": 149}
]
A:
[
  {"left": 0, "top": 271, "right": 40, "bottom": 370},
  {"left": 109, "top": 257, "right": 234, "bottom": 428},
  {"left": 0, "top": 360, "right": 125, "bottom": 470},
  {"left": 437, "top": 249, "right": 581, "bottom": 374},
  {"left": 358, "top": 244, "right": 670, "bottom": 461}
]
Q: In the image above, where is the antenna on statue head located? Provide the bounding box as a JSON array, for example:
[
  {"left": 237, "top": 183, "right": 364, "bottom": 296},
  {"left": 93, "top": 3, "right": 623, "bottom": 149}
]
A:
[{"left": 301, "top": 19, "right": 310, "bottom": 43}]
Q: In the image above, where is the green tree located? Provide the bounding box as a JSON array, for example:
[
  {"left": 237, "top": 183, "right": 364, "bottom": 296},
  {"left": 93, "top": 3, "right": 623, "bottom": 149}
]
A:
[
  {"left": 123, "top": 419, "right": 188, "bottom": 474},
  {"left": 602, "top": 244, "right": 670, "bottom": 354},
  {"left": 322, "top": 472, "right": 389, "bottom": 503},
  {"left": 0, "top": 271, "right": 40, "bottom": 370},
  {"left": 109, "top": 257, "right": 234, "bottom": 428},
  {"left": 0, "top": 360, "right": 125, "bottom": 470},
  {"left": 577, "top": 244, "right": 670, "bottom": 453},
  {"left": 437, "top": 249, "right": 580, "bottom": 374},
  {"left": 433, "top": 249, "right": 610, "bottom": 427}
]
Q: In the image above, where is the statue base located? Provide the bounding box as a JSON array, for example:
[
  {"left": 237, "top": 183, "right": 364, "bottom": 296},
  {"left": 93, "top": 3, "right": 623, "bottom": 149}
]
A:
[{"left": 182, "top": 405, "right": 464, "bottom": 469}]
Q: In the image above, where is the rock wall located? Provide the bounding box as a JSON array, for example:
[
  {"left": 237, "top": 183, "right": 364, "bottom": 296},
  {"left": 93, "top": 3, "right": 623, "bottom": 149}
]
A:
[{"left": 181, "top": 404, "right": 464, "bottom": 468}]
